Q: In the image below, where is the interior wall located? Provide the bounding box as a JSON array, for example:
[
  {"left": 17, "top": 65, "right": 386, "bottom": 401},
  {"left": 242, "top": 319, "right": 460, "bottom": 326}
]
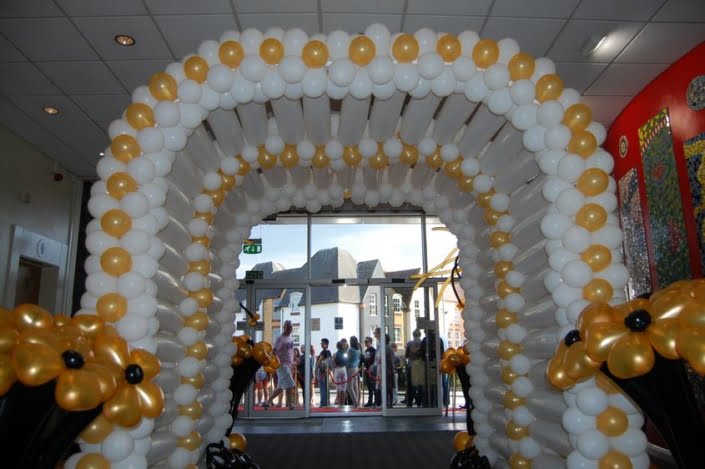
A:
[
  {"left": 605, "top": 41, "right": 705, "bottom": 284},
  {"left": 0, "top": 125, "right": 82, "bottom": 310}
]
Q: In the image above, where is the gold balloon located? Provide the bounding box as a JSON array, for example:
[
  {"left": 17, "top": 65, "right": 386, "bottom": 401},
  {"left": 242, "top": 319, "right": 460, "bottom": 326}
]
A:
[
  {"left": 502, "top": 366, "right": 518, "bottom": 384},
  {"left": 646, "top": 317, "right": 680, "bottom": 359},
  {"left": 184, "top": 56, "right": 209, "bottom": 83},
  {"left": 104, "top": 384, "right": 141, "bottom": 426},
  {"left": 607, "top": 333, "right": 655, "bottom": 379},
  {"left": 12, "top": 304, "right": 53, "bottom": 330},
  {"left": 563, "top": 341, "right": 601, "bottom": 380},
  {"left": 220, "top": 171, "right": 236, "bottom": 191},
  {"left": 443, "top": 158, "right": 463, "bottom": 178},
  {"left": 179, "top": 401, "right": 203, "bottom": 419},
  {"left": 311, "top": 146, "right": 330, "bottom": 169},
  {"left": 186, "top": 342, "right": 209, "bottom": 360},
  {"left": 443, "top": 347, "right": 457, "bottom": 359},
  {"left": 392, "top": 34, "right": 419, "bottom": 63},
  {"left": 135, "top": 381, "right": 165, "bottom": 418},
  {"left": 125, "top": 103, "right": 155, "bottom": 130},
  {"left": 447, "top": 354, "right": 461, "bottom": 368},
  {"left": 94, "top": 334, "right": 130, "bottom": 369},
  {"left": 106, "top": 172, "right": 138, "bottom": 200},
  {"left": 507, "top": 52, "right": 535, "bottom": 81},
  {"left": 131, "top": 349, "right": 161, "bottom": 380},
  {"left": 268, "top": 355, "right": 280, "bottom": 369},
  {"left": 496, "top": 309, "right": 518, "bottom": 328},
  {"left": 148, "top": 72, "right": 177, "bottom": 101},
  {"left": 476, "top": 190, "right": 495, "bottom": 208},
  {"left": 83, "top": 361, "right": 120, "bottom": 401},
  {"left": 498, "top": 340, "right": 522, "bottom": 360},
  {"left": 494, "top": 261, "right": 513, "bottom": 278},
  {"left": 576, "top": 203, "right": 607, "bottom": 232},
  {"left": 100, "top": 247, "right": 132, "bottom": 277},
  {"left": 547, "top": 349, "right": 577, "bottom": 390},
  {"left": 563, "top": 103, "right": 593, "bottom": 131},
  {"left": 0, "top": 353, "right": 17, "bottom": 395},
  {"left": 11, "top": 342, "right": 63, "bottom": 386},
  {"left": 0, "top": 326, "right": 18, "bottom": 355},
  {"left": 101, "top": 209, "right": 132, "bottom": 238},
  {"left": 237, "top": 343, "right": 253, "bottom": 359},
  {"left": 400, "top": 143, "right": 418, "bottom": 166},
  {"left": 261, "top": 341, "right": 272, "bottom": 354},
  {"left": 253, "top": 343, "right": 269, "bottom": 364},
  {"left": 184, "top": 311, "right": 209, "bottom": 331},
  {"left": 426, "top": 150, "right": 444, "bottom": 169},
  {"left": 453, "top": 431, "right": 473, "bottom": 451},
  {"left": 279, "top": 144, "right": 299, "bottom": 168},
  {"left": 96, "top": 293, "right": 128, "bottom": 322},
  {"left": 188, "top": 260, "right": 211, "bottom": 275},
  {"left": 77, "top": 453, "right": 110, "bottom": 469},
  {"left": 583, "top": 279, "right": 614, "bottom": 304},
  {"left": 190, "top": 288, "right": 214, "bottom": 308},
  {"left": 599, "top": 450, "right": 633, "bottom": 469},
  {"left": 490, "top": 231, "right": 511, "bottom": 248},
  {"left": 80, "top": 414, "right": 114, "bottom": 444},
  {"left": 437, "top": 34, "right": 461, "bottom": 62},
  {"left": 205, "top": 188, "right": 225, "bottom": 207},
  {"left": 194, "top": 211, "right": 215, "bottom": 225},
  {"left": 259, "top": 38, "right": 284, "bottom": 65},
  {"left": 219, "top": 41, "right": 245, "bottom": 68},
  {"left": 535, "top": 74, "right": 564, "bottom": 103},
  {"left": 596, "top": 406, "right": 629, "bottom": 437},
  {"left": 497, "top": 281, "right": 519, "bottom": 298},
  {"left": 595, "top": 372, "right": 621, "bottom": 394},
  {"left": 368, "top": 151, "right": 389, "bottom": 170},
  {"left": 232, "top": 355, "right": 244, "bottom": 367},
  {"left": 349, "top": 36, "right": 376, "bottom": 66},
  {"left": 581, "top": 244, "right": 612, "bottom": 272},
  {"left": 236, "top": 156, "right": 250, "bottom": 176},
  {"left": 650, "top": 289, "right": 691, "bottom": 320},
  {"left": 568, "top": 129, "right": 598, "bottom": 158},
  {"left": 303, "top": 40, "right": 329, "bottom": 68},
  {"left": 191, "top": 237, "right": 210, "bottom": 248},
  {"left": 504, "top": 420, "right": 529, "bottom": 440},
  {"left": 110, "top": 134, "right": 141, "bottom": 163},
  {"left": 484, "top": 208, "right": 503, "bottom": 226},
  {"left": 457, "top": 176, "right": 474, "bottom": 192},
  {"left": 229, "top": 432, "right": 247, "bottom": 451},
  {"left": 584, "top": 322, "right": 626, "bottom": 362},
  {"left": 56, "top": 369, "right": 104, "bottom": 411},
  {"left": 502, "top": 391, "right": 526, "bottom": 410},
  {"left": 676, "top": 327, "right": 705, "bottom": 375},
  {"left": 678, "top": 300, "right": 705, "bottom": 329},
  {"left": 509, "top": 454, "right": 531, "bottom": 469},
  {"left": 54, "top": 314, "right": 72, "bottom": 327},
  {"left": 18, "top": 327, "right": 63, "bottom": 353},
  {"left": 472, "top": 39, "right": 499, "bottom": 68},
  {"left": 343, "top": 146, "right": 362, "bottom": 166},
  {"left": 72, "top": 315, "right": 106, "bottom": 342},
  {"left": 178, "top": 431, "right": 202, "bottom": 451},
  {"left": 257, "top": 147, "right": 277, "bottom": 169},
  {"left": 440, "top": 359, "right": 455, "bottom": 374},
  {"left": 577, "top": 168, "right": 609, "bottom": 196}
]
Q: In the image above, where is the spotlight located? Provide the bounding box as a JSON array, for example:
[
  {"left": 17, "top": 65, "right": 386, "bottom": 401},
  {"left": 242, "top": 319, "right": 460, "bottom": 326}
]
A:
[
  {"left": 43, "top": 106, "right": 59, "bottom": 115},
  {"left": 580, "top": 34, "right": 608, "bottom": 57},
  {"left": 115, "top": 34, "right": 135, "bottom": 46}
]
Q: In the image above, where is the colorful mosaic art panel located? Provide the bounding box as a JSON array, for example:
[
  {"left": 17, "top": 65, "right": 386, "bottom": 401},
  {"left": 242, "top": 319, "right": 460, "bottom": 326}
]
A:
[
  {"left": 638, "top": 108, "right": 692, "bottom": 288},
  {"left": 618, "top": 168, "right": 652, "bottom": 298},
  {"left": 684, "top": 132, "right": 705, "bottom": 275}
]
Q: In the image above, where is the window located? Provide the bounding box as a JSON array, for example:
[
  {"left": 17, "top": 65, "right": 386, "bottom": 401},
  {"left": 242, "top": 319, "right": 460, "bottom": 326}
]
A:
[
  {"left": 394, "top": 327, "right": 401, "bottom": 344},
  {"left": 289, "top": 291, "right": 302, "bottom": 315},
  {"left": 369, "top": 293, "right": 377, "bottom": 316},
  {"left": 414, "top": 300, "right": 420, "bottom": 317},
  {"left": 384, "top": 295, "right": 389, "bottom": 317},
  {"left": 292, "top": 325, "right": 300, "bottom": 346},
  {"left": 370, "top": 326, "right": 376, "bottom": 337},
  {"left": 393, "top": 294, "right": 402, "bottom": 313},
  {"left": 312, "top": 318, "right": 320, "bottom": 331},
  {"left": 334, "top": 317, "right": 343, "bottom": 330}
]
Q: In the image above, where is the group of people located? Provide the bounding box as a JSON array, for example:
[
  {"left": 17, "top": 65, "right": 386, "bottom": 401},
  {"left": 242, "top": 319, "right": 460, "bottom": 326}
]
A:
[{"left": 254, "top": 320, "right": 450, "bottom": 410}]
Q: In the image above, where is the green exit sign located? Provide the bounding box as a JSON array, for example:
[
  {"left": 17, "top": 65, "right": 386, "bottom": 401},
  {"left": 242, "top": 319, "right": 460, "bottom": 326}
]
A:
[{"left": 242, "top": 238, "right": 262, "bottom": 254}]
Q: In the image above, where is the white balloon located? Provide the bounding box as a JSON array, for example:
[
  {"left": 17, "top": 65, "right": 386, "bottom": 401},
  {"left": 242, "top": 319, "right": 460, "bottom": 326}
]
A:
[
  {"left": 167, "top": 447, "right": 192, "bottom": 469},
  {"left": 541, "top": 212, "right": 573, "bottom": 239},
  {"left": 563, "top": 407, "right": 596, "bottom": 435},
  {"left": 562, "top": 259, "right": 593, "bottom": 287},
  {"left": 86, "top": 272, "right": 117, "bottom": 297},
  {"left": 368, "top": 55, "right": 395, "bottom": 84},
  {"left": 587, "top": 122, "right": 607, "bottom": 146},
  {"left": 207, "top": 63, "right": 233, "bottom": 93},
  {"left": 431, "top": 67, "right": 456, "bottom": 97},
  {"left": 556, "top": 188, "right": 586, "bottom": 216},
  {"left": 393, "top": 63, "right": 419, "bottom": 92},
  {"left": 545, "top": 124, "right": 572, "bottom": 150},
  {"left": 531, "top": 57, "right": 556, "bottom": 82},
  {"left": 279, "top": 55, "right": 306, "bottom": 83},
  {"left": 465, "top": 73, "right": 489, "bottom": 102},
  {"left": 109, "top": 119, "right": 136, "bottom": 138},
  {"left": 487, "top": 88, "right": 513, "bottom": 115},
  {"left": 592, "top": 225, "right": 623, "bottom": 249},
  {"left": 240, "top": 55, "right": 266, "bottom": 82},
  {"left": 179, "top": 103, "right": 203, "bottom": 129},
  {"left": 562, "top": 225, "right": 592, "bottom": 253},
  {"left": 510, "top": 104, "right": 537, "bottom": 131},
  {"left": 117, "top": 272, "right": 146, "bottom": 299},
  {"left": 302, "top": 68, "right": 328, "bottom": 98},
  {"left": 101, "top": 430, "right": 135, "bottom": 462},
  {"left": 283, "top": 28, "right": 308, "bottom": 55},
  {"left": 509, "top": 79, "right": 535, "bottom": 105},
  {"left": 418, "top": 52, "right": 444, "bottom": 80},
  {"left": 350, "top": 68, "right": 373, "bottom": 99},
  {"left": 120, "top": 192, "right": 150, "bottom": 218},
  {"left": 132, "top": 85, "right": 156, "bottom": 107},
  {"left": 261, "top": 70, "right": 286, "bottom": 99},
  {"left": 327, "top": 30, "right": 349, "bottom": 59},
  {"left": 559, "top": 88, "right": 582, "bottom": 110},
  {"left": 557, "top": 153, "right": 586, "bottom": 183},
  {"left": 161, "top": 126, "right": 187, "bottom": 151},
  {"left": 86, "top": 231, "right": 118, "bottom": 255},
  {"left": 484, "top": 63, "right": 510, "bottom": 90},
  {"left": 329, "top": 58, "right": 356, "bottom": 86},
  {"left": 523, "top": 125, "right": 547, "bottom": 152},
  {"left": 537, "top": 100, "right": 565, "bottom": 128},
  {"left": 577, "top": 429, "right": 609, "bottom": 460}
]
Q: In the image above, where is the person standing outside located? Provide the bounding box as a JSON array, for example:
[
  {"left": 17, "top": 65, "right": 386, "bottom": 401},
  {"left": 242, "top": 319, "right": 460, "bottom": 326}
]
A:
[
  {"left": 316, "top": 338, "right": 332, "bottom": 407},
  {"left": 346, "top": 336, "right": 361, "bottom": 407},
  {"left": 405, "top": 329, "right": 423, "bottom": 407},
  {"left": 264, "top": 320, "right": 295, "bottom": 410},
  {"left": 362, "top": 336, "right": 376, "bottom": 407}
]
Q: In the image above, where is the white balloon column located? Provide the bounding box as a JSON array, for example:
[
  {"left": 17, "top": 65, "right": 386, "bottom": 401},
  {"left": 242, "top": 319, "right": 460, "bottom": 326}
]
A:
[{"left": 66, "top": 22, "right": 642, "bottom": 469}]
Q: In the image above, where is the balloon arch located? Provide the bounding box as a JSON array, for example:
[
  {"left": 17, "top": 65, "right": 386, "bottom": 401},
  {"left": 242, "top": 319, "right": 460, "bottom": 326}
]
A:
[{"left": 5, "top": 23, "right": 703, "bottom": 469}]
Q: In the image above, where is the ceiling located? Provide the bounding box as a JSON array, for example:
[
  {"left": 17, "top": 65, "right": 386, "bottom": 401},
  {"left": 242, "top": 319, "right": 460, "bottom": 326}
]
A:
[{"left": 0, "top": 0, "right": 703, "bottom": 179}]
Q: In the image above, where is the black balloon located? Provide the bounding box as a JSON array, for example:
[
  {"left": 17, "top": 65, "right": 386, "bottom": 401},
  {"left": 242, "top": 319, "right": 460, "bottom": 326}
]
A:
[
  {"left": 449, "top": 447, "right": 491, "bottom": 469},
  {"left": 206, "top": 441, "right": 261, "bottom": 469}
]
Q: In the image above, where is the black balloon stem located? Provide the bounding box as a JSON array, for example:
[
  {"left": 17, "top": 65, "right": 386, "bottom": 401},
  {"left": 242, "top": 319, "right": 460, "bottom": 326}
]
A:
[{"left": 564, "top": 329, "right": 581, "bottom": 346}]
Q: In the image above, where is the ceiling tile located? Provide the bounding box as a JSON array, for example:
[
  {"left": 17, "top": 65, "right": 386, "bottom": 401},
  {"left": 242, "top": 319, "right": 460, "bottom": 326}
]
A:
[
  {"left": 55, "top": 0, "right": 147, "bottom": 16},
  {"left": 491, "top": 0, "right": 579, "bottom": 18},
  {"left": 0, "top": 34, "right": 25, "bottom": 62},
  {"left": 403, "top": 16, "right": 485, "bottom": 35},
  {"left": 0, "top": 1, "right": 62, "bottom": 17},
  {"left": 585, "top": 63, "right": 669, "bottom": 95},
  {"left": 71, "top": 94, "right": 131, "bottom": 130},
  {"left": 240, "top": 14, "right": 320, "bottom": 34},
  {"left": 322, "top": 0, "right": 405, "bottom": 14},
  {"left": 579, "top": 95, "right": 632, "bottom": 125},
  {"left": 573, "top": 0, "right": 665, "bottom": 21},
  {"left": 547, "top": 20, "right": 644, "bottom": 63},
  {"left": 9, "top": 94, "right": 109, "bottom": 163},
  {"left": 154, "top": 15, "right": 238, "bottom": 59},
  {"left": 107, "top": 59, "right": 172, "bottom": 94},
  {"left": 0, "top": 62, "right": 60, "bottom": 95},
  {"left": 615, "top": 22, "right": 705, "bottom": 64},
  {"left": 482, "top": 17, "right": 565, "bottom": 57},
  {"left": 0, "top": 18, "right": 98, "bottom": 61},
  {"left": 72, "top": 16, "right": 173, "bottom": 60},
  {"left": 554, "top": 62, "right": 609, "bottom": 93},
  {"left": 36, "top": 61, "right": 126, "bottom": 95},
  {"left": 322, "top": 14, "right": 401, "bottom": 34},
  {"left": 406, "top": 0, "right": 492, "bottom": 15},
  {"left": 235, "top": 0, "right": 317, "bottom": 14},
  {"left": 145, "top": 0, "right": 233, "bottom": 15},
  {"left": 655, "top": 0, "right": 705, "bottom": 22}
]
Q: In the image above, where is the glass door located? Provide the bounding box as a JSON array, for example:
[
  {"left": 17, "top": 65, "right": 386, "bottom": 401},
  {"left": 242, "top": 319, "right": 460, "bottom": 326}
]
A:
[{"left": 381, "top": 283, "right": 443, "bottom": 416}]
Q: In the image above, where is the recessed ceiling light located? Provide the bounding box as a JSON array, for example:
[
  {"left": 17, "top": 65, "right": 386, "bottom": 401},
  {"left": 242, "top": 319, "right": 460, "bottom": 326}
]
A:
[
  {"left": 99, "top": 152, "right": 105, "bottom": 156},
  {"left": 115, "top": 34, "right": 135, "bottom": 46},
  {"left": 581, "top": 34, "right": 608, "bottom": 57},
  {"left": 43, "top": 106, "right": 59, "bottom": 115}
]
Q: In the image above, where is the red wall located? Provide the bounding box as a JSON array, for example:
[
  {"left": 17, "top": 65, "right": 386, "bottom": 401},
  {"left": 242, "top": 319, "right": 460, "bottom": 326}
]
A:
[{"left": 605, "top": 41, "right": 705, "bottom": 285}]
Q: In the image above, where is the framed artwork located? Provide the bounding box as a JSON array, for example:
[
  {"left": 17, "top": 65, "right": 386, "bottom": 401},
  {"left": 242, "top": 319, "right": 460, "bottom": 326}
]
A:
[
  {"left": 638, "top": 108, "right": 691, "bottom": 288},
  {"left": 683, "top": 132, "right": 705, "bottom": 275},
  {"left": 618, "top": 168, "right": 652, "bottom": 298}
]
